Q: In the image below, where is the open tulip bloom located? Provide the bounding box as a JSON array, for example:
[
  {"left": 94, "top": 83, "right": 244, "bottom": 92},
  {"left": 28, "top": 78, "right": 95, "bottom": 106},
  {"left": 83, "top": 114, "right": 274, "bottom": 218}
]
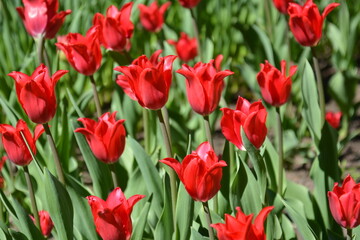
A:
[
  {"left": 138, "top": 1, "right": 171, "bottom": 33},
  {"left": 168, "top": 32, "right": 198, "bottom": 62}
]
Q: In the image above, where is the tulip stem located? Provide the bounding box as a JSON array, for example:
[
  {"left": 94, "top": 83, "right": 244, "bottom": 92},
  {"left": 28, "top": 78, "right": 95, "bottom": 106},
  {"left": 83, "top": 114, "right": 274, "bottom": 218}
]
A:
[
  {"left": 36, "top": 35, "right": 45, "bottom": 65},
  {"left": 24, "top": 166, "right": 40, "bottom": 230},
  {"left": 311, "top": 48, "right": 325, "bottom": 126},
  {"left": 202, "top": 201, "right": 215, "bottom": 240},
  {"left": 143, "top": 108, "right": 151, "bottom": 153},
  {"left": 347, "top": 228, "right": 353, "bottom": 240},
  {"left": 43, "top": 123, "right": 65, "bottom": 185},
  {"left": 89, "top": 75, "right": 102, "bottom": 118},
  {"left": 0, "top": 191, "right": 3, "bottom": 223},
  {"left": 109, "top": 163, "right": 118, "bottom": 188},
  {"left": 276, "top": 107, "right": 284, "bottom": 196},
  {"left": 190, "top": 9, "right": 202, "bottom": 61},
  {"left": 19, "top": 131, "right": 43, "bottom": 173}
]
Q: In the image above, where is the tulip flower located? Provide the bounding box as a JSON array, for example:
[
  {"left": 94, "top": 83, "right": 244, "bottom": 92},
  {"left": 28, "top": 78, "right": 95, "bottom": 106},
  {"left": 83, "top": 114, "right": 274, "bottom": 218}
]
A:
[
  {"left": 16, "top": 0, "right": 71, "bottom": 39},
  {"left": 138, "top": 1, "right": 171, "bottom": 32},
  {"left": 211, "top": 206, "right": 274, "bottom": 240},
  {"left": 55, "top": 26, "right": 102, "bottom": 76},
  {"left": 176, "top": 58, "right": 234, "bottom": 116},
  {"left": 0, "top": 120, "right": 44, "bottom": 166},
  {"left": 160, "top": 142, "right": 227, "bottom": 202},
  {"left": 328, "top": 175, "right": 360, "bottom": 229},
  {"left": 178, "top": 0, "right": 202, "bottom": 8},
  {"left": 288, "top": 0, "right": 340, "bottom": 46},
  {"left": 75, "top": 112, "right": 126, "bottom": 164},
  {"left": 221, "top": 97, "right": 267, "bottom": 150},
  {"left": 8, "top": 64, "right": 68, "bottom": 124},
  {"left": 30, "top": 210, "right": 54, "bottom": 237},
  {"left": 256, "top": 60, "right": 297, "bottom": 107},
  {"left": 87, "top": 187, "right": 145, "bottom": 240},
  {"left": 168, "top": 32, "right": 198, "bottom": 62},
  {"left": 325, "top": 111, "right": 342, "bottom": 129},
  {"left": 272, "top": 0, "right": 293, "bottom": 14},
  {"left": 114, "top": 50, "right": 177, "bottom": 110},
  {"left": 93, "top": 3, "right": 134, "bottom": 52}
]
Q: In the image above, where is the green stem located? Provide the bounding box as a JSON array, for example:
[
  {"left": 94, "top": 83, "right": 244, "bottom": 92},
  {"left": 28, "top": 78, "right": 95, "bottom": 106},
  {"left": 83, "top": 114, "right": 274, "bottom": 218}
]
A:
[
  {"left": 161, "top": 108, "right": 172, "bottom": 145},
  {"left": 89, "top": 75, "right": 102, "bottom": 118},
  {"left": 24, "top": 166, "right": 40, "bottom": 229},
  {"left": 19, "top": 131, "right": 43, "bottom": 173},
  {"left": 347, "top": 228, "right": 353, "bottom": 240},
  {"left": 202, "top": 201, "right": 215, "bottom": 240},
  {"left": 42, "top": 42, "right": 52, "bottom": 73},
  {"left": 0, "top": 191, "right": 3, "bottom": 223},
  {"left": 109, "top": 163, "right": 118, "bottom": 188},
  {"left": 36, "top": 35, "right": 45, "bottom": 65},
  {"left": 43, "top": 123, "right": 65, "bottom": 185},
  {"left": 190, "top": 9, "right": 202, "bottom": 61},
  {"left": 143, "top": 108, "right": 151, "bottom": 153},
  {"left": 311, "top": 48, "right": 325, "bottom": 126},
  {"left": 276, "top": 107, "right": 284, "bottom": 196}
]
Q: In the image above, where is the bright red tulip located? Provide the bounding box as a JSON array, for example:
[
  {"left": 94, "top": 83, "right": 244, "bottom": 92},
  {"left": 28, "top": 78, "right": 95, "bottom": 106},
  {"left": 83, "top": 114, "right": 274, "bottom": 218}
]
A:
[
  {"left": 75, "top": 112, "right": 126, "bottom": 164},
  {"left": 114, "top": 50, "right": 177, "bottom": 110},
  {"left": 93, "top": 3, "right": 134, "bottom": 52},
  {"left": 87, "top": 187, "right": 145, "bottom": 240},
  {"left": 138, "top": 1, "right": 171, "bottom": 32},
  {"left": 328, "top": 175, "right": 360, "bottom": 229},
  {"left": 168, "top": 32, "right": 198, "bottom": 62},
  {"left": 272, "top": 0, "right": 293, "bottom": 14},
  {"left": 16, "top": 0, "right": 71, "bottom": 39},
  {"left": 176, "top": 57, "right": 234, "bottom": 116},
  {"left": 30, "top": 210, "right": 54, "bottom": 237},
  {"left": 211, "top": 206, "right": 274, "bottom": 240},
  {"left": 0, "top": 120, "right": 44, "bottom": 166},
  {"left": 160, "top": 142, "right": 227, "bottom": 202},
  {"left": 178, "top": 0, "right": 201, "bottom": 8},
  {"left": 8, "top": 64, "right": 68, "bottom": 124},
  {"left": 221, "top": 97, "right": 267, "bottom": 150},
  {"left": 256, "top": 60, "right": 297, "bottom": 107},
  {"left": 325, "top": 111, "right": 342, "bottom": 129},
  {"left": 55, "top": 26, "right": 102, "bottom": 76},
  {"left": 288, "top": 0, "right": 340, "bottom": 46}
]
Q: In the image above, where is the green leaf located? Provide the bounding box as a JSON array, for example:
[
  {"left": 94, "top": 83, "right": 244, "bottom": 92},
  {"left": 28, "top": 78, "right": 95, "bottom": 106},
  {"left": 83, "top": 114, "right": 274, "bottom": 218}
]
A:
[
  {"left": 253, "top": 25, "right": 274, "bottom": 64},
  {"left": 176, "top": 184, "right": 194, "bottom": 240},
  {"left": 132, "top": 199, "right": 151, "bottom": 240},
  {"left": 190, "top": 227, "right": 209, "bottom": 240}
]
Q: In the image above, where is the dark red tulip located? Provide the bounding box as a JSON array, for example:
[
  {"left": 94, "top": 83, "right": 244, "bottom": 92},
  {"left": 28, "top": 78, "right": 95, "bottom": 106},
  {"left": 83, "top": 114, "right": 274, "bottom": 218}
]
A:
[
  {"left": 114, "top": 50, "right": 177, "bottom": 110},
  {"left": 75, "top": 112, "right": 126, "bottom": 164},
  {"left": 30, "top": 210, "right": 54, "bottom": 237},
  {"left": 211, "top": 206, "right": 274, "bottom": 240},
  {"left": 272, "top": 0, "right": 293, "bottom": 14},
  {"left": 0, "top": 120, "right": 44, "bottom": 166},
  {"left": 325, "top": 111, "right": 342, "bottom": 129},
  {"left": 160, "top": 142, "right": 227, "bottom": 202},
  {"left": 168, "top": 32, "right": 198, "bottom": 62},
  {"left": 288, "top": 0, "right": 340, "bottom": 46},
  {"left": 16, "top": 0, "right": 71, "bottom": 39},
  {"left": 178, "top": 0, "right": 201, "bottom": 8},
  {"left": 138, "top": 1, "right": 171, "bottom": 32},
  {"left": 55, "top": 26, "right": 102, "bottom": 76},
  {"left": 256, "top": 60, "right": 297, "bottom": 107},
  {"left": 176, "top": 57, "right": 233, "bottom": 115},
  {"left": 221, "top": 97, "right": 267, "bottom": 150},
  {"left": 93, "top": 3, "right": 134, "bottom": 52},
  {"left": 87, "top": 187, "right": 145, "bottom": 240},
  {"left": 8, "top": 64, "right": 68, "bottom": 124}
]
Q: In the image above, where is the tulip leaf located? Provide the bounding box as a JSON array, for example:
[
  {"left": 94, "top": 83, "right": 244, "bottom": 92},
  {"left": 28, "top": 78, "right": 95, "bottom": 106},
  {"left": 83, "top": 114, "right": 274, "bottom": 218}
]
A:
[
  {"left": 44, "top": 169, "right": 73, "bottom": 240},
  {"left": 253, "top": 25, "right": 275, "bottom": 65},
  {"left": 190, "top": 227, "right": 209, "bottom": 240},
  {"left": 0, "top": 222, "right": 11, "bottom": 240},
  {"left": 132, "top": 200, "right": 151, "bottom": 240},
  {"left": 176, "top": 183, "right": 194, "bottom": 240}
]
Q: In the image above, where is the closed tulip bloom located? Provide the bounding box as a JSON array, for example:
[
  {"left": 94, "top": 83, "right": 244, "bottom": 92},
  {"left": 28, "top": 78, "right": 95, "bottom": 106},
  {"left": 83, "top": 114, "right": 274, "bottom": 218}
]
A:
[
  {"left": 221, "top": 97, "right": 267, "bottom": 150},
  {"left": 160, "top": 142, "right": 227, "bottom": 202},
  {"left": 272, "top": 0, "right": 293, "bottom": 14},
  {"left": 211, "top": 206, "right": 274, "bottom": 240},
  {"left": 93, "top": 3, "right": 134, "bottom": 52},
  {"left": 138, "top": 1, "right": 171, "bottom": 32},
  {"left": 75, "top": 112, "right": 126, "bottom": 164},
  {"left": 328, "top": 175, "right": 360, "bottom": 229},
  {"left": 176, "top": 58, "right": 234, "bottom": 116},
  {"left": 0, "top": 120, "right": 44, "bottom": 166},
  {"left": 16, "top": 0, "right": 71, "bottom": 39},
  {"left": 325, "top": 111, "right": 342, "bottom": 129},
  {"left": 114, "top": 50, "right": 177, "bottom": 110},
  {"left": 87, "top": 187, "right": 145, "bottom": 240},
  {"left": 256, "top": 60, "right": 297, "bottom": 107},
  {"left": 288, "top": 0, "right": 340, "bottom": 46},
  {"left": 30, "top": 210, "right": 54, "bottom": 237},
  {"left": 55, "top": 26, "right": 102, "bottom": 76},
  {"left": 168, "top": 32, "right": 198, "bottom": 62},
  {"left": 8, "top": 64, "right": 68, "bottom": 124},
  {"left": 178, "top": 0, "right": 201, "bottom": 8}
]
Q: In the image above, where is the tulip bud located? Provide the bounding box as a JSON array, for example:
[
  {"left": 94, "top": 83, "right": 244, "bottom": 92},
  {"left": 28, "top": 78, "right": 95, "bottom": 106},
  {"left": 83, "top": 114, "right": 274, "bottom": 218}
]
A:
[
  {"left": 178, "top": 0, "right": 202, "bottom": 8},
  {"left": 168, "top": 32, "right": 198, "bottom": 62},
  {"left": 325, "top": 111, "right": 342, "bottom": 129},
  {"left": 30, "top": 210, "right": 54, "bottom": 237},
  {"left": 138, "top": 1, "right": 171, "bottom": 33},
  {"left": 272, "top": 0, "right": 293, "bottom": 14}
]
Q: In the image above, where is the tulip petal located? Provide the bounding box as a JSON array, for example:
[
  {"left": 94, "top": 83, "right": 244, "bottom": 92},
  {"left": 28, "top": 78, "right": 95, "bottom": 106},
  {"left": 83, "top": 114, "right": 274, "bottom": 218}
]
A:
[{"left": 159, "top": 158, "right": 182, "bottom": 180}]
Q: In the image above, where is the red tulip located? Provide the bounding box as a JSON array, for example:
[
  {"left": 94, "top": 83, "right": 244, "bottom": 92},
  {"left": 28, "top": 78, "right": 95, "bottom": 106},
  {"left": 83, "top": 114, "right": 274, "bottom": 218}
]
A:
[
  {"left": 325, "top": 111, "right": 342, "bottom": 129},
  {"left": 160, "top": 142, "right": 227, "bottom": 202},
  {"left": 114, "top": 50, "right": 177, "bottom": 110},
  {"left": 272, "top": 0, "right": 293, "bottom": 14},
  {"left": 87, "top": 187, "right": 145, "bottom": 240},
  {"left": 221, "top": 97, "right": 267, "bottom": 150},
  {"left": 8, "top": 64, "right": 68, "bottom": 124},
  {"left": 138, "top": 1, "right": 171, "bottom": 32},
  {"left": 211, "top": 206, "right": 274, "bottom": 240},
  {"left": 176, "top": 57, "right": 234, "bottom": 116},
  {"left": 75, "top": 112, "right": 126, "bottom": 164},
  {"left": 288, "top": 0, "right": 340, "bottom": 46},
  {"left": 16, "top": 0, "right": 71, "bottom": 39},
  {"left": 55, "top": 26, "right": 102, "bottom": 76},
  {"left": 0, "top": 120, "right": 44, "bottom": 166},
  {"left": 30, "top": 210, "right": 54, "bottom": 237},
  {"left": 256, "top": 60, "right": 297, "bottom": 107},
  {"left": 168, "top": 32, "right": 198, "bottom": 62},
  {"left": 328, "top": 175, "right": 360, "bottom": 229},
  {"left": 93, "top": 3, "right": 134, "bottom": 52},
  {"left": 178, "top": 0, "right": 201, "bottom": 8}
]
